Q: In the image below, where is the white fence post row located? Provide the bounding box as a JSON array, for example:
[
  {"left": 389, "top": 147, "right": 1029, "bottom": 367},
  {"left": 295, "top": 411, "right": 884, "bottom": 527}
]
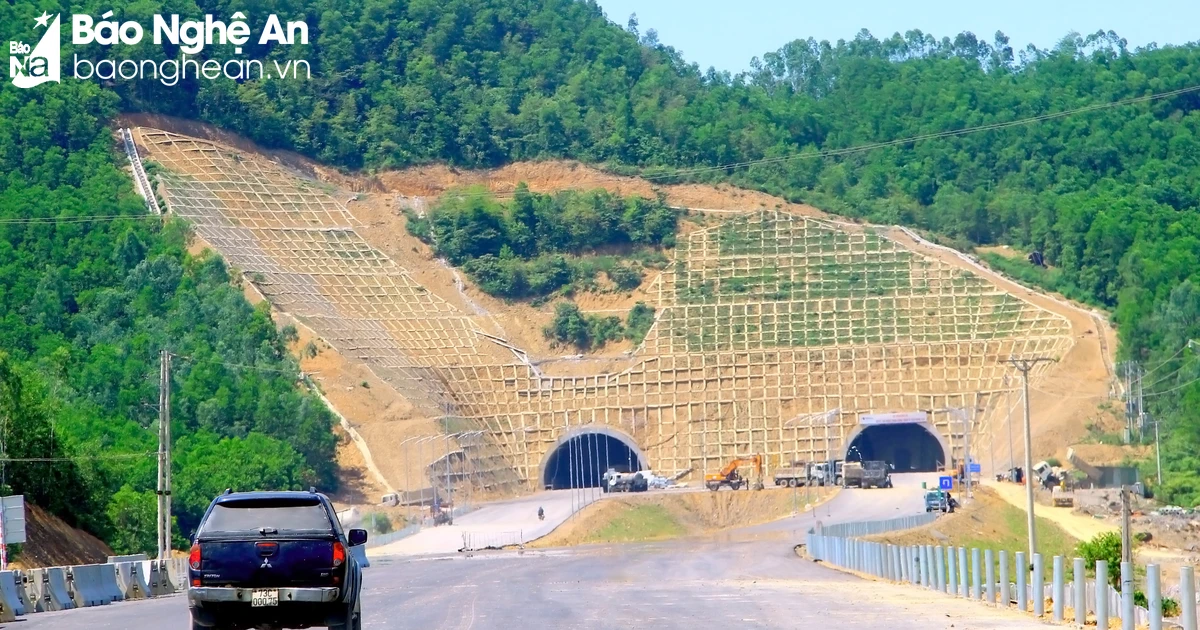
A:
[{"left": 805, "top": 514, "right": 1199, "bottom": 630}]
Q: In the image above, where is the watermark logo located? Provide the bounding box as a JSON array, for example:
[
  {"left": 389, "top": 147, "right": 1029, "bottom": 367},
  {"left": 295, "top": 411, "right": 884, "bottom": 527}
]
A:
[
  {"left": 10, "top": 12, "right": 61, "bottom": 89},
  {"left": 8, "top": 10, "right": 311, "bottom": 89}
]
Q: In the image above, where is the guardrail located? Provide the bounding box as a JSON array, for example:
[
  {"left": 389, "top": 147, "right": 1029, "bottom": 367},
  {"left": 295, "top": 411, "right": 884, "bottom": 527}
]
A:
[{"left": 807, "top": 525, "right": 1199, "bottom": 630}]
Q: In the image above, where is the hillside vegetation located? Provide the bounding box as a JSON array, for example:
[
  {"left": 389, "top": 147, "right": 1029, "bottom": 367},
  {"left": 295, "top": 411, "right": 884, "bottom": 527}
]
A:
[
  {"left": 0, "top": 0, "right": 1198, "bottom": 548},
  {"left": 0, "top": 84, "right": 337, "bottom": 555}
]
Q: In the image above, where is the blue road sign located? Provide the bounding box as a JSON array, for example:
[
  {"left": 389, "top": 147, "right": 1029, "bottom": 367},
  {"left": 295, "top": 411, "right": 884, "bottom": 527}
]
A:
[
  {"left": 969, "top": 463, "right": 982, "bottom": 474},
  {"left": 939, "top": 476, "right": 953, "bottom": 490}
]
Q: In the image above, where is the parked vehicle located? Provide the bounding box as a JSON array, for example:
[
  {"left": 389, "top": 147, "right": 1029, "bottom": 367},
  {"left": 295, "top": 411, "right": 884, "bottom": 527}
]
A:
[
  {"left": 773, "top": 461, "right": 810, "bottom": 487},
  {"left": 810, "top": 460, "right": 843, "bottom": 487},
  {"left": 188, "top": 489, "right": 368, "bottom": 630},
  {"left": 602, "top": 468, "right": 648, "bottom": 493},
  {"left": 923, "top": 490, "right": 958, "bottom": 513},
  {"left": 862, "top": 461, "right": 893, "bottom": 489}
]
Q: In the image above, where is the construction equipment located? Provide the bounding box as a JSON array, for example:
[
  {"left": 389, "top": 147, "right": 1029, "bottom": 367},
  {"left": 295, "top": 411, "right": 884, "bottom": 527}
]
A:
[
  {"left": 861, "top": 460, "right": 892, "bottom": 488},
  {"left": 1052, "top": 486, "right": 1075, "bottom": 507},
  {"left": 773, "top": 461, "right": 809, "bottom": 488},
  {"left": 705, "top": 455, "right": 764, "bottom": 491},
  {"left": 842, "top": 461, "right": 864, "bottom": 488}
]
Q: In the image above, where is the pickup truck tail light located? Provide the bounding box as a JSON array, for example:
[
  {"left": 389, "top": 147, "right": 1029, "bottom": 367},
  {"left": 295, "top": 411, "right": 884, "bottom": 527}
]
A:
[
  {"left": 189, "top": 543, "right": 202, "bottom": 570},
  {"left": 332, "top": 541, "right": 346, "bottom": 568}
]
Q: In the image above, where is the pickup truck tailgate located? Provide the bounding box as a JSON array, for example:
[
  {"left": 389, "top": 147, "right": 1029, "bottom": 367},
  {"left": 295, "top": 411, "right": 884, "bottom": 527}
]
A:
[{"left": 199, "top": 539, "right": 338, "bottom": 587}]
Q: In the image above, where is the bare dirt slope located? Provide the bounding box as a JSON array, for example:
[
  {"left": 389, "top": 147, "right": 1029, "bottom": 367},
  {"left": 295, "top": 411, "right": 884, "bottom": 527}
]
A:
[{"left": 11, "top": 504, "right": 113, "bottom": 569}]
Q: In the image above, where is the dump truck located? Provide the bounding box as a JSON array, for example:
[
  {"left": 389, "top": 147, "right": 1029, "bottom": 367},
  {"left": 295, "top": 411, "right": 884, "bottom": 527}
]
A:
[
  {"left": 773, "top": 461, "right": 810, "bottom": 487},
  {"left": 602, "top": 468, "right": 648, "bottom": 493},
  {"left": 705, "top": 455, "right": 764, "bottom": 491},
  {"left": 862, "top": 460, "right": 892, "bottom": 488},
  {"left": 810, "top": 460, "right": 843, "bottom": 486},
  {"left": 842, "top": 461, "right": 865, "bottom": 488}
]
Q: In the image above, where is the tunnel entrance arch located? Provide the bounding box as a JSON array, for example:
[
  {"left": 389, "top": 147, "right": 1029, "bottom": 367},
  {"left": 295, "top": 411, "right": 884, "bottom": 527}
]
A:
[
  {"left": 843, "top": 421, "right": 949, "bottom": 473},
  {"left": 539, "top": 426, "right": 647, "bottom": 490}
]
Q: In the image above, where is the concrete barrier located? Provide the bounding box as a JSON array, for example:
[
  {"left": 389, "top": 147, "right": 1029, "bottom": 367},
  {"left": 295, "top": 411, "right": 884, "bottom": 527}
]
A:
[
  {"left": 67, "top": 564, "right": 109, "bottom": 607},
  {"left": 165, "top": 558, "right": 190, "bottom": 589},
  {"left": 9, "top": 570, "right": 30, "bottom": 615},
  {"left": 157, "top": 559, "right": 177, "bottom": 595},
  {"left": 115, "top": 561, "right": 149, "bottom": 600},
  {"left": 21, "top": 569, "right": 43, "bottom": 613},
  {"left": 107, "top": 553, "right": 148, "bottom": 564},
  {"left": 30, "top": 567, "right": 75, "bottom": 611},
  {"left": 350, "top": 545, "right": 370, "bottom": 569},
  {"left": 97, "top": 564, "right": 124, "bottom": 603},
  {"left": 142, "top": 560, "right": 175, "bottom": 597},
  {"left": 0, "top": 570, "right": 23, "bottom": 619}
]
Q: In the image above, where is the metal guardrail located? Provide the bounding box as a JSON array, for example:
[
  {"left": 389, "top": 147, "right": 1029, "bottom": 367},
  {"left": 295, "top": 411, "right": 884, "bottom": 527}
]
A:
[
  {"left": 365, "top": 523, "right": 421, "bottom": 549},
  {"left": 807, "top": 522, "right": 1198, "bottom": 630},
  {"left": 812, "top": 513, "right": 938, "bottom": 538}
]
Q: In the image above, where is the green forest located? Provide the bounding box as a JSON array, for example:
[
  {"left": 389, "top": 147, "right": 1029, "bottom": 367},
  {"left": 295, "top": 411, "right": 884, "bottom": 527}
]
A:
[
  {"left": 0, "top": 82, "right": 336, "bottom": 555},
  {"left": 0, "top": 0, "right": 1198, "bottom": 554}
]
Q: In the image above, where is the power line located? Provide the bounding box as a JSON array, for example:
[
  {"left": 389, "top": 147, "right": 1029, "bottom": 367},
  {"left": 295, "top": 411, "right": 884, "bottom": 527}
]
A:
[
  {"left": 0, "top": 214, "right": 160, "bottom": 225},
  {"left": 0, "top": 453, "right": 155, "bottom": 462},
  {"left": 169, "top": 353, "right": 302, "bottom": 375},
  {"left": 1143, "top": 372, "right": 1200, "bottom": 398}
]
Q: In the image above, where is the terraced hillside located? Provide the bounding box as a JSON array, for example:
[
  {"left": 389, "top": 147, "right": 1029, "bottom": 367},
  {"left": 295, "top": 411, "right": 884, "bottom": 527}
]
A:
[{"left": 132, "top": 126, "right": 1083, "bottom": 495}]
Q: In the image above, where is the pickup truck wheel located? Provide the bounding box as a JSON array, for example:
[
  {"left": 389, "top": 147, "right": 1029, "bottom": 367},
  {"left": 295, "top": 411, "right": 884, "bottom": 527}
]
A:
[{"left": 328, "top": 602, "right": 361, "bottom": 630}]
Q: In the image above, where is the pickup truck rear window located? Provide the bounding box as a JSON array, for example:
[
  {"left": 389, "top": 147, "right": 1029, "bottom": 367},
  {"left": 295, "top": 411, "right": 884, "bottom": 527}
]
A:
[{"left": 200, "top": 498, "right": 333, "bottom": 535}]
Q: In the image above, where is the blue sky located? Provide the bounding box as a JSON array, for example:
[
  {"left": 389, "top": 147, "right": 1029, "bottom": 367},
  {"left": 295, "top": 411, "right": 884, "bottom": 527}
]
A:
[{"left": 594, "top": 0, "right": 1200, "bottom": 73}]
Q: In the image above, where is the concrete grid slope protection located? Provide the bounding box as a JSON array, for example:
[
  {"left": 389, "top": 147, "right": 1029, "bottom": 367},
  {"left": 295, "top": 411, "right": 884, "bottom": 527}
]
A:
[{"left": 131, "top": 127, "right": 1075, "bottom": 491}]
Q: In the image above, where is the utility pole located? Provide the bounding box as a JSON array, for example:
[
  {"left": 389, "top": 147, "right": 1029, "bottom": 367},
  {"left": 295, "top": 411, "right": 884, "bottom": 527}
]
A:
[
  {"left": 1120, "top": 485, "right": 1133, "bottom": 564},
  {"left": 1151, "top": 415, "right": 1162, "bottom": 486},
  {"left": 1006, "top": 355, "right": 1053, "bottom": 564},
  {"left": 156, "top": 349, "right": 172, "bottom": 561},
  {"left": 1005, "top": 376, "right": 1015, "bottom": 473}
]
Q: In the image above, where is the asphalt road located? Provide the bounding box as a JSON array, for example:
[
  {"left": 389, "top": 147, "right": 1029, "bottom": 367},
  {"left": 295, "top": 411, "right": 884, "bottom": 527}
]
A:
[
  {"left": 18, "top": 475, "right": 1051, "bottom": 629},
  {"left": 371, "top": 488, "right": 602, "bottom": 556}
]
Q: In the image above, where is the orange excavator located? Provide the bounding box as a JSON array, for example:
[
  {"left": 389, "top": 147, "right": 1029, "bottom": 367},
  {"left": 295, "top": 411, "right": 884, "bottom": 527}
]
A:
[{"left": 705, "top": 455, "right": 764, "bottom": 491}]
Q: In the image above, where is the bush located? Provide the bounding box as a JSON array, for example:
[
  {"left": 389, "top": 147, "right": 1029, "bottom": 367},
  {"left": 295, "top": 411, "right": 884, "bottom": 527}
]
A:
[
  {"left": 1076, "top": 531, "right": 1122, "bottom": 588},
  {"left": 625, "top": 303, "right": 656, "bottom": 344},
  {"left": 608, "top": 263, "right": 644, "bottom": 291},
  {"left": 361, "top": 512, "right": 392, "bottom": 535},
  {"left": 1045, "top": 457, "right": 1061, "bottom": 468}
]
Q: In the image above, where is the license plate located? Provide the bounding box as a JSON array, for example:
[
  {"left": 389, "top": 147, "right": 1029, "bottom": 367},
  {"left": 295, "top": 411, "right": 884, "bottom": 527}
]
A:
[{"left": 251, "top": 589, "right": 279, "bottom": 607}]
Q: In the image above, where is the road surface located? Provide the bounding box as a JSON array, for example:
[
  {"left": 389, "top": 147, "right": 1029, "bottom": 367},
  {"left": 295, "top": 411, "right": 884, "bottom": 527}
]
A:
[
  {"left": 22, "top": 474, "right": 1052, "bottom": 629},
  {"left": 371, "top": 488, "right": 602, "bottom": 555}
]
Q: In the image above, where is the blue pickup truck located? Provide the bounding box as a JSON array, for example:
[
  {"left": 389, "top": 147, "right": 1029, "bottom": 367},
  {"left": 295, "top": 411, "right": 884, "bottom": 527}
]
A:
[{"left": 187, "top": 489, "right": 368, "bottom": 630}]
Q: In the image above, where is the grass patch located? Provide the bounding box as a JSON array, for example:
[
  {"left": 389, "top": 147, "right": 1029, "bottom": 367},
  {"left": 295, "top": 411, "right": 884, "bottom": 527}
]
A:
[
  {"left": 871, "top": 489, "right": 1078, "bottom": 582},
  {"left": 582, "top": 504, "right": 687, "bottom": 544}
]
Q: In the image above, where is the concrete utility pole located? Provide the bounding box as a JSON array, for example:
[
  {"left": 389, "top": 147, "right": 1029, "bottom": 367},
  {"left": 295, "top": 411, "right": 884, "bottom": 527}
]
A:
[
  {"left": 156, "top": 349, "right": 173, "bottom": 560},
  {"left": 1121, "top": 485, "right": 1133, "bottom": 564},
  {"left": 1005, "top": 355, "right": 1053, "bottom": 565}
]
